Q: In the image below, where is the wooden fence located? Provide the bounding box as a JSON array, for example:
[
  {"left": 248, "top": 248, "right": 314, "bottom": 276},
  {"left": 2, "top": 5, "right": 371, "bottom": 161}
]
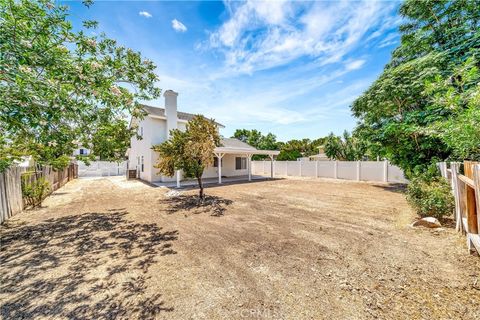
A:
[
  {"left": 0, "top": 163, "right": 78, "bottom": 224},
  {"left": 439, "top": 161, "right": 480, "bottom": 254}
]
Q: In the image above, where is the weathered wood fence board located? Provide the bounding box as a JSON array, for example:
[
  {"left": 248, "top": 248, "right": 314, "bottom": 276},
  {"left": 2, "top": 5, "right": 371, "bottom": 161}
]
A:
[
  {"left": 0, "top": 167, "right": 23, "bottom": 223},
  {"left": 441, "top": 161, "right": 480, "bottom": 255},
  {"left": 0, "top": 163, "right": 78, "bottom": 224}
]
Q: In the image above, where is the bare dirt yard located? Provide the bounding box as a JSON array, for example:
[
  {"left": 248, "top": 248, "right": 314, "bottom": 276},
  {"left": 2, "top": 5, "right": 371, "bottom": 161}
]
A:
[{"left": 1, "top": 176, "right": 479, "bottom": 320}]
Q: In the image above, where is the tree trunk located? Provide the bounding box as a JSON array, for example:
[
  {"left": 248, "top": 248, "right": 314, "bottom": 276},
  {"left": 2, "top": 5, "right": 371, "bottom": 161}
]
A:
[{"left": 196, "top": 175, "right": 204, "bottom": 200}]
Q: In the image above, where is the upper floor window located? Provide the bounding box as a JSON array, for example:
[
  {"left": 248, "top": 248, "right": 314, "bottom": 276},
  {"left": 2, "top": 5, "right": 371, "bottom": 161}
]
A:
[{"left": 79, "top": 148, "right": 85, "bottom": 155}]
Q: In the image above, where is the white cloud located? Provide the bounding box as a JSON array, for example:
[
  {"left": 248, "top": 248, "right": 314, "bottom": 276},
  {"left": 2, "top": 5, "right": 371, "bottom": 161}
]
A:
[
  {"left": 378, "top": 32, "right": 399, "bottom": 48},
  {"left": 171, "top": 19, "right": 187, "bottom": 32},
  {"left": 205, "top": 0, "right": 397, "bottom": 77},
  {"left": 345, "top": 59, "right": 366, "bottom": 71},
  {"left": 139, "top": 11, "right": 152, "bottom": 18}
]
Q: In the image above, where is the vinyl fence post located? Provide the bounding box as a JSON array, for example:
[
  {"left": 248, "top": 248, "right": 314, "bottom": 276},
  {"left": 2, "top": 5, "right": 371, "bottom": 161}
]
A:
[
  {"left": 383, "top": 160, "right": 388, "bottom": 182},
  {"left": 356, "top": 161, "right": 361, "bottom": 181},
  {"left": 299, "top": 160, "right": 302, "bottom": 177},
  {"left": 269, "top": 156, "right": 274, "bottom": 179},
  {"left": 334, "top": 160, "right": 338, "bottom": 179},
  {"left": 315, "top": 160, "right": 319, "bottom": 178}
]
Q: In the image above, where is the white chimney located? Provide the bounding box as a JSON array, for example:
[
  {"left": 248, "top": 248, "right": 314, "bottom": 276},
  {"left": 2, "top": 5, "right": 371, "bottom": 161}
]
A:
[{"left": 164, "top": 90, "right": 178, "bottom": 138}]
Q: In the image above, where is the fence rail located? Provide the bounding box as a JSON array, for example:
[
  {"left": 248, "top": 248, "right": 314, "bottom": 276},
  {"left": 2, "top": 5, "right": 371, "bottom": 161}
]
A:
[
  {"left": 251, "top": 160, "right": 408, "bottom": 184},
  {"left": 439, "top": 161, "right": 480, "bottom": 254},
  {"left": 0, "top": 163, "right": 78, "bottom": 224}
]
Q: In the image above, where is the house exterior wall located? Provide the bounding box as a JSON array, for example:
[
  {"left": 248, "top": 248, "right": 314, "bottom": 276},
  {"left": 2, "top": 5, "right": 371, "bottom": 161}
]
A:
[
  {"left": 128, "top": 116, "right": 162, "bottom": 182},
  {"left": 127, "top": 89, "right": 250, "bottom": 183},
  {"left": 201, "top": 154, "right": 249, "bottom": 179},
  {"left": 151, "top": 154, "right": 250, "bottom": 183},
  {"left": 129, "top": 115, "right": 186, "bottom": 183},
  {"left": 220, "top": 154, "right": 249, "bottom": 177},
  {"left": 129, "top": 115, "right": 243, "bottom": 183}
]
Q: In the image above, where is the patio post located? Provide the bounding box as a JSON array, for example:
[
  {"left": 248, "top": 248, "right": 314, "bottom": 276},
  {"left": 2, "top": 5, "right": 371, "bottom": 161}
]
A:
[{"left": 215, "top": 153, "right": 225, "bottom": 184}]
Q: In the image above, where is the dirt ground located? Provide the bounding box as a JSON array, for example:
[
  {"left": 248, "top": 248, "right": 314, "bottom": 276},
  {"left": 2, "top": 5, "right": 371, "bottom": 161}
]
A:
[{"left": 1, "top": 176, "right": 479, "bottom": 320}]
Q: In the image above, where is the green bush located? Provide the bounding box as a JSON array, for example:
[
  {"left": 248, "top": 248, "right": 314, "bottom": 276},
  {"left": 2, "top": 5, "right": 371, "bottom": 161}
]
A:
[
  {"left": 406, "top": 176, "right": 454, "bottom": 219},
  {"left": 21, "top": 175, "right": 50, "bottom": 208}
]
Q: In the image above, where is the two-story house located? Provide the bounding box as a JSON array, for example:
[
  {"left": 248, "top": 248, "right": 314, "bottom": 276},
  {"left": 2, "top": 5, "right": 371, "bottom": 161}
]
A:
[{"left": 127, "top": 90, "right": 279, "bottom": 184}]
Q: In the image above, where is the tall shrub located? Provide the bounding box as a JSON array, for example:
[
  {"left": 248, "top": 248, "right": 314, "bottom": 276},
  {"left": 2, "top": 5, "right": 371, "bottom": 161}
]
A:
[
  {"left": 406, "top": 176, "right": 454, "bottom": 219},
  {"left": 21, "top": 174, "right": 51, "bottom": 208}
]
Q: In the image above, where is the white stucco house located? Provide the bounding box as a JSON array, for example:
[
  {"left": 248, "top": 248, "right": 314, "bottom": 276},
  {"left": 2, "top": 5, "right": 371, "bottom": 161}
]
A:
[{"left": 127, "top": 90, "right": 279, "bottom": 184}]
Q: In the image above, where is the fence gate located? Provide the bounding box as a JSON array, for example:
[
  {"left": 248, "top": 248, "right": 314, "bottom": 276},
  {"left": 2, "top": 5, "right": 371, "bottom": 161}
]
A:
[{"left": 77, "top": 161, "right": 127, "bottom": 177}]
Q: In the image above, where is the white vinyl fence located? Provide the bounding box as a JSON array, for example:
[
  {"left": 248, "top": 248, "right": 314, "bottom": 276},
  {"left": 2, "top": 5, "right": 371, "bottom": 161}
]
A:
[
  {"left": 78, "top": 161, "right": 127, "bottom": 177},
  {"left": 252, "top": 160, "right": 407, "bottom": 183}
]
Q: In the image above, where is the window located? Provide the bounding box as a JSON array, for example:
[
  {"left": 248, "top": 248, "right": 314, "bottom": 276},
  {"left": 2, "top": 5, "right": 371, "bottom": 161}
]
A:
[
  {"left": 141, "top": 156, "right": 144, "bottom": 172},
  {"left": 235, "top": 157, "right": 247, "bottom": 170},
  {"left": 79, "top": 148, "right": 85, "bottom": 155},
  {"left": 213, "top": 157, "right": 222, "bottom": 167}
]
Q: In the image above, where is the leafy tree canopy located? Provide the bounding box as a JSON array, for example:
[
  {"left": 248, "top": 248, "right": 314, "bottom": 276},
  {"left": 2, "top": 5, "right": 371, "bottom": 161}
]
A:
[
  {"left": 153, "top": 115, "right": 220, "bottom": 199},
  {"left": 324, "top": 131, "right": 369, "bottom": 161},
  {"left": 351, "top": 0, "right": 480, "bottom": 177},
  {"left": 232, "top": 129, "right": 326, "bottom": 161},
  {"left": 0, "top": 0, "right": 160, "bottom": 171},
  {"left": 232, "top": 129, "right": 278, "bottom": 160}
]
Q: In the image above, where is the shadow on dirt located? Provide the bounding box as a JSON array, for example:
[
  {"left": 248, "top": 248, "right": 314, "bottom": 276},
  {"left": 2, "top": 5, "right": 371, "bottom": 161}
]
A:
[
  {"left": 0, "top": 211, "right": 178, "bottom": 319},
  {"left": 162, "top": 195, "right": 233, "bottom": 217},
  {"left": 372, "top": 183, "right": 407, "bottom": 194}
]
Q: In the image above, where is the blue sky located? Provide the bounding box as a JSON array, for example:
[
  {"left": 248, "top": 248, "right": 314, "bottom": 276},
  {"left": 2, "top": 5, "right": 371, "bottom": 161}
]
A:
[{"left": 65, "top": 0, "right": 402, "bottom": 141}]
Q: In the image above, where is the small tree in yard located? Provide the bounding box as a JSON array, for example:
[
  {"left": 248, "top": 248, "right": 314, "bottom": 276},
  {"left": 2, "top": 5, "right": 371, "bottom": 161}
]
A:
[{"left": 153, "top": 115, "right": 220, "bottom": 200}]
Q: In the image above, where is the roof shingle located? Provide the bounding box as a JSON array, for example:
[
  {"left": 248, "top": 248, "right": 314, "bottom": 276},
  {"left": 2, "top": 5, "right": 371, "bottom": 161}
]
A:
[{"left": 141, "top": 104, "right": 223, "bottom": 127}]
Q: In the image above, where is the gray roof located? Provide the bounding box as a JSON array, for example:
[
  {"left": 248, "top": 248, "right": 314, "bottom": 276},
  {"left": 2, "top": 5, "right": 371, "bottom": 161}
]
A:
[
  {"left": 220, "top": 138, "right": 256, "bottom": 150},
  {"left": 142, "top": 105, "right": 196, "bottom": 121},
  {"left": 141, "top": 104, "right": 223, "bottom": 127}
]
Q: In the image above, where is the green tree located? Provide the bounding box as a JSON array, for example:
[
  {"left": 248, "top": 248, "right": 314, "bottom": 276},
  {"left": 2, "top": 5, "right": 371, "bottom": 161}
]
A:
[
  {"left": 89, "top": 119, "right": 132, "bottom": 162},
  {"left": 351, "top": 0, "right": 480, "bottom": 177},
  {"left": 232, "top": 129, "right": 250, "bottom": 143},
  {"left": 0, "top": 0, "right": 160, "bottom": 171},
  {"left": 276, "top": 149, "right": 302, "bottom": 161},
  {"left": 280, "top": 138, "right": 327, "bottom": 159},
  {"left": 232, "top": 129, "right": 280, "bottom": 159},
  {"left": 424, "top": 58, "right": 480, "bottom": 160},
  {"left": 324, "top": 131, "right": 367, "bottom": 161},
  {"left": 153, "top": 115, "right": 220, "bottom": 199}
]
